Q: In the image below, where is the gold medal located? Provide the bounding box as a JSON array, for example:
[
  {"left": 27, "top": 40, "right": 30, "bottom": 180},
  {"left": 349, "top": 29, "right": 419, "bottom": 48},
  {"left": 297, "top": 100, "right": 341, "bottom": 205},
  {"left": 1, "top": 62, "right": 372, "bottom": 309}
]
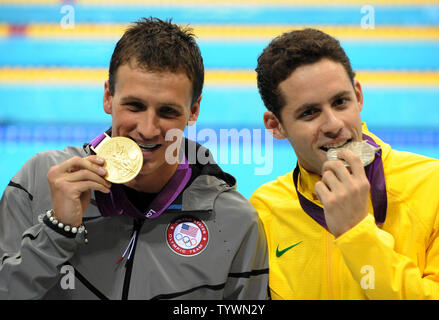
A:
[
  {"left": 326, "top": 140, "right": 380, "bottom": 167},
  {"left": 91, "top": 134, "right": 143, "bottom": 183}
]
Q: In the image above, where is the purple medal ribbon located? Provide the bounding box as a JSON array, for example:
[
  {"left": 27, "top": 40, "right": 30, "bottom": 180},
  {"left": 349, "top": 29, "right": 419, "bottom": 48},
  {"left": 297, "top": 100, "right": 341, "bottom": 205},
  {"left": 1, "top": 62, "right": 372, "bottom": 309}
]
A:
[
  {"left": 89, "top": 133, "right": 192, "bottom": 219},
  {"left": 89, "top": 132, "right": 107, "bottom": 149},
  {"left": 292, "top": 133, "right": 387, "bottom": 229}
]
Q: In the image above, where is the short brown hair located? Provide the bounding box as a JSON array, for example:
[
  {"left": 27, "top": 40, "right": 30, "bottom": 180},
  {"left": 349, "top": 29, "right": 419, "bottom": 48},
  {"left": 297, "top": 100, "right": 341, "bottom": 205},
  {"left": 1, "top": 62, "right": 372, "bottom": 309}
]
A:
[
  {"left": 255, "top": 28, "right": 356, "bottom": 119},
  {"left": 108, "top": 17, "right": 204, "bottom": 105}
]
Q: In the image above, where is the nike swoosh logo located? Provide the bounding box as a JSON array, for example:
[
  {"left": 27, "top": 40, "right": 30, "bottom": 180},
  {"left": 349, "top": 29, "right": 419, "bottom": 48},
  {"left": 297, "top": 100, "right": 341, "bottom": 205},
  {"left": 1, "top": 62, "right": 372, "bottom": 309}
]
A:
[{"left": 276, "top": 241, "right": 303, "bottom": 258}]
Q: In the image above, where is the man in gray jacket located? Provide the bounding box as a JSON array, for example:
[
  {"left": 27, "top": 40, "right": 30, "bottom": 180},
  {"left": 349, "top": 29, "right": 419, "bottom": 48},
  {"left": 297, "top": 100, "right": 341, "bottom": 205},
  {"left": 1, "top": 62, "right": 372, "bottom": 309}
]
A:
[{"left": 0, "top": 17, "right": 268, "bottom": 299}]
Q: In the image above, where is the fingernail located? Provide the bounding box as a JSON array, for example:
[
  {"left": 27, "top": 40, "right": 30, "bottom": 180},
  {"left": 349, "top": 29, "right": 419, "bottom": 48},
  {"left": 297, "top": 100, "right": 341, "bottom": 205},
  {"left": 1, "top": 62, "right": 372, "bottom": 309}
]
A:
[
  {"left": 99, "top": 167, "right": 106, "bottom": 175},
  {"left": 96, "top": 157, "right": 105, "bottom": 163}
]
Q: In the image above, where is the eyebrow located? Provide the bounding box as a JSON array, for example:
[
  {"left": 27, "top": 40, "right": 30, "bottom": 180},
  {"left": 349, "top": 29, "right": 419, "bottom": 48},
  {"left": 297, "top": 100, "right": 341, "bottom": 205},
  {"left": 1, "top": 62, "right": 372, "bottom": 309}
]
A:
[
  {"left": 294, "top": 90, "right": 353, "bottom": 116},
  {"left": 120, "top": 95, "right": 185, "bottom": 110},
  {"left": 331, "top": 90, "right": 352, "bottom": 101},
  {"left": 120, "top": 95, "right": 144, "bottom": 105},
  {"left": 294, "top": 102, "right": 319, "bottom": 117}
]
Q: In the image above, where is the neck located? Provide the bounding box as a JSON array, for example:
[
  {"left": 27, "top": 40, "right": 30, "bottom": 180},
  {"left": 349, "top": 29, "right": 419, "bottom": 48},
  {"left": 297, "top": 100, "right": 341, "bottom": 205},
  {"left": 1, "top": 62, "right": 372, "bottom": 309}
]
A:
[{"left": 297, "top": 163, "right": 321, "bottom": 195}]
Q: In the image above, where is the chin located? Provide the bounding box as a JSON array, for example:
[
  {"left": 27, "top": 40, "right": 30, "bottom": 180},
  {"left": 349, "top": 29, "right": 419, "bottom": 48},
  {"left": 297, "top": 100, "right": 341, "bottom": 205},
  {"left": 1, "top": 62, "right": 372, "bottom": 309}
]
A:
[
  {"left": 137, "top": 161, "right": 158, "bottom": 176},
  {"left": 140, "top": 158, "right": 175, "bottom": 176}
]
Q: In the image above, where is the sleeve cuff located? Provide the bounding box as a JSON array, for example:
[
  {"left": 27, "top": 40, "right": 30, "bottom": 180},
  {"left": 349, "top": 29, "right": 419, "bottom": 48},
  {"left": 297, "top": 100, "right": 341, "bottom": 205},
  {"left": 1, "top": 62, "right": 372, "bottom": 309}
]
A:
[
  {"left": 335, "top": 214, "right": 395, "bottom": 249},
  {"left": 43, "top": 214, "right": 77, "bottom": 239},
  {"left": 335, "top": 214, "right": 374, "bottom": 243}
]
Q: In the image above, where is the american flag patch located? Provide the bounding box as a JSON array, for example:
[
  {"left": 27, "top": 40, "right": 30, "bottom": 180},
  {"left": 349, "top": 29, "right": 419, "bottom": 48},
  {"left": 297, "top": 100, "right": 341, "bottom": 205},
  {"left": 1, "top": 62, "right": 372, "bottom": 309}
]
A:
[
  {"left": 180, "top": 223, "right": 198, "bottom": 237},
  {"left": 167, "top": 216, "right": 209, "bottom": 256}
]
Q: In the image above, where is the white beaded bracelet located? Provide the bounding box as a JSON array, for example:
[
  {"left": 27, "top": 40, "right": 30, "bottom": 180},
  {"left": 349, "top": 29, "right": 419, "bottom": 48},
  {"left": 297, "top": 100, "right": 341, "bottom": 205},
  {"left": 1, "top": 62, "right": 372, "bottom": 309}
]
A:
[{"left": 45, "top": 209, "right": 88, "bottom": 244}]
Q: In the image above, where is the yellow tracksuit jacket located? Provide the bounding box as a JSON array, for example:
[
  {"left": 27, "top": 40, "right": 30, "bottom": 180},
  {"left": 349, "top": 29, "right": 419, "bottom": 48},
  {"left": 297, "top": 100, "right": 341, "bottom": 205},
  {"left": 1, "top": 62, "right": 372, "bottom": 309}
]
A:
[{"left": 250, "top": 125, "right": 439, "bottom": 299}]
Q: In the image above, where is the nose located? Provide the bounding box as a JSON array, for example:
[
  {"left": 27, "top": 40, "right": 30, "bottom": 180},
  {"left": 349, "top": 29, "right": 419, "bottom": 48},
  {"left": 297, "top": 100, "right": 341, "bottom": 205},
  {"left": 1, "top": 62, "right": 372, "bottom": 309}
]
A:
[
  {"left": 320, "top": 107, "right": 343, "bottom": 138},
  {"left": 137, "top": 109, "right": 161, "bottom": 140}
]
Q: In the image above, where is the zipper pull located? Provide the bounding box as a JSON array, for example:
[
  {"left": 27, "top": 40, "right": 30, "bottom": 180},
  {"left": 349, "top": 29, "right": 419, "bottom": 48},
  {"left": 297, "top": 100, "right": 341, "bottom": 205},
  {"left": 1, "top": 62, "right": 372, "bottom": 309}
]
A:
[{"left": 116, "top": 230, "right": 137, "bottom": 264}]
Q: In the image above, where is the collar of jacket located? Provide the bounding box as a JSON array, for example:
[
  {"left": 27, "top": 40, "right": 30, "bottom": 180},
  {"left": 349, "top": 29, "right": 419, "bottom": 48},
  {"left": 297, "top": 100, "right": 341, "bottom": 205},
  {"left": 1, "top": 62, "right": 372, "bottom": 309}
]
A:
[
  {"left": 296, "top": 123, "right": 390, "bottom": 198},
  {"left": 85, "top": 129, "right": 237, "bottom": 219},
  {"left": 293, "top": 124, "right": 389, "bottom": 229}
]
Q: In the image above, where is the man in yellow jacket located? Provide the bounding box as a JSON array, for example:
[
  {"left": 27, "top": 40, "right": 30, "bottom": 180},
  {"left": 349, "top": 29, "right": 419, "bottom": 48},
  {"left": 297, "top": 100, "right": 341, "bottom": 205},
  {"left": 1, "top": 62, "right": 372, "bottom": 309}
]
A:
[{"left": 250, "top": 28, "right": 439, "bottom": 299}]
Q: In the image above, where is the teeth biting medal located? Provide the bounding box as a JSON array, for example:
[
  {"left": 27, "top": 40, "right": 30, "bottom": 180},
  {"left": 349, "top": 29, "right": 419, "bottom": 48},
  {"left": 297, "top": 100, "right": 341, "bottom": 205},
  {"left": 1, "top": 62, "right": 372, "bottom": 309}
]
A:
[
  {"left": 90, "top": 133, "right": 143, "bottom": 183},
  {"left": 326, "top": 140, "right": 380, "bottom": 167}
]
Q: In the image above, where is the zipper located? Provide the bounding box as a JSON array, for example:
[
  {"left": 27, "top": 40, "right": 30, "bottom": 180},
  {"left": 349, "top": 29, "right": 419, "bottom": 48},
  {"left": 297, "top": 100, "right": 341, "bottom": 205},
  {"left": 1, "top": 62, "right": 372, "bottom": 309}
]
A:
[
  {"left": 326, "top": 232, "right": 335, "bottom": 299},
  {"left": 121, "top": 218, "right": 144, "bottom": 300}
]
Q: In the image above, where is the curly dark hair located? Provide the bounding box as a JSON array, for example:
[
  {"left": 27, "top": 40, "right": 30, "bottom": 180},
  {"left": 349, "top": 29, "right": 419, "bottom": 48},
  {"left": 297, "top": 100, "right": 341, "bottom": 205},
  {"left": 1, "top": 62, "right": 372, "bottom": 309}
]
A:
[
  {"left": 108, "top": 17, "right": 204, "bottom": 105},
  {"left": 255, "top": 28, "right": 356, "bottom": 120}
]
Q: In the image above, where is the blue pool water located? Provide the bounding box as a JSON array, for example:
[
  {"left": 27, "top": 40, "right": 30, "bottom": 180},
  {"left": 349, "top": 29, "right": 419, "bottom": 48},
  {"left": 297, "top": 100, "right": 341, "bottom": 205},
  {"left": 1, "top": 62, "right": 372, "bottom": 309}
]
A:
[{"left": 1, "top": 2, "right": 438, "bottom": 199}]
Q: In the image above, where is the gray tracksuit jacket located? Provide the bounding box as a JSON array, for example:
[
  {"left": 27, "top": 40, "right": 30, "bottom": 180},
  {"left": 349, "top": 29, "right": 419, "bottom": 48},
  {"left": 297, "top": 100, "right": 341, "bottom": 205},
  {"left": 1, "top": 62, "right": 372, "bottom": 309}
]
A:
[{"left": 0, "top": 139, "right": 268, "bottom": 299}]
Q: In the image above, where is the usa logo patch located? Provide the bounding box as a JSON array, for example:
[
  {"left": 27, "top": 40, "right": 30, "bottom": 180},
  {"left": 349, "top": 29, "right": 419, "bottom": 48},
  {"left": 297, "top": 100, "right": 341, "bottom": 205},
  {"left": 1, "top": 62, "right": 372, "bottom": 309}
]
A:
[{"left": 166, "top": 216, "right": 209, "bottom": 256}]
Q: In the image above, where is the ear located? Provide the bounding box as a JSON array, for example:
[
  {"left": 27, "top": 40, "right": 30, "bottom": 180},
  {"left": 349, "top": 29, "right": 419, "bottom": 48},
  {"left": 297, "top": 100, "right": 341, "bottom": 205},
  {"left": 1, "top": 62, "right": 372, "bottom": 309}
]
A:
[
  {"left": 263, "top": 111, "right": 287, "bottom": 139},
  {"left": 187, "top": 95, "right": 201, "bottom": 125},
  {"left": 353, "top": 80, "right": 364, "bottom": 112},
  {"left": 103, "top": 80, "right": 113, "bottom": 115}
]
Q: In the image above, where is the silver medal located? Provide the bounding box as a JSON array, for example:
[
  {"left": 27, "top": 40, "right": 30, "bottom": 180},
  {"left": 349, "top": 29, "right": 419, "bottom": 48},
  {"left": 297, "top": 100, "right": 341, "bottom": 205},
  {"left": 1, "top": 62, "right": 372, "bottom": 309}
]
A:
[{"left": 326, "top": 140, "right": 380, "bottom": 167}]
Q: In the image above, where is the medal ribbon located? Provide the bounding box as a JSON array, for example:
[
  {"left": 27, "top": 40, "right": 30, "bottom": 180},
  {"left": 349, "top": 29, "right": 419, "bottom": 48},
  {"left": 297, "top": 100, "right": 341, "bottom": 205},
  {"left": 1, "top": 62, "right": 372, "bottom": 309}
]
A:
[
  {"left": 292, "top": 133, "right": 387, "bottom": 229},
  {"left": 89, "top": 132, "right": 107, "bottom": 148},
  {"left": 90, "top": 133, "right": 192, "bottom": 219}
]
